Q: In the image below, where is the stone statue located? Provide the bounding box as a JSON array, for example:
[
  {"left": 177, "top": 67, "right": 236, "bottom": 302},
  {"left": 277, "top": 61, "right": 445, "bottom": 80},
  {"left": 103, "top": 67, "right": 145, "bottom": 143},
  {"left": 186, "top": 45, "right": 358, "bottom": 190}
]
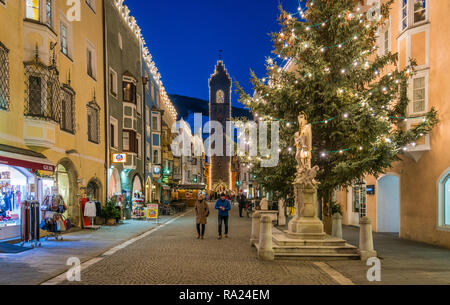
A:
[
  {"left": 294, "top": 114, "right": 312, "bottom": 170},
  {"left": 293, "top": 114, "right": 319, "bottom": 188},
  {"left": 288, "top": 113, "right": 325, "bottom": 239}
]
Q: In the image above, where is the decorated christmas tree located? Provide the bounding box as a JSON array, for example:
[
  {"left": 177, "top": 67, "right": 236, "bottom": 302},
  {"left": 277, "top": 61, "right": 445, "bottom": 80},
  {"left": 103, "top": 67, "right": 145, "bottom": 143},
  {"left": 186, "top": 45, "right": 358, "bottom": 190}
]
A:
[{"left": 237, "top": 0, "right": 438, "bottom": 222}]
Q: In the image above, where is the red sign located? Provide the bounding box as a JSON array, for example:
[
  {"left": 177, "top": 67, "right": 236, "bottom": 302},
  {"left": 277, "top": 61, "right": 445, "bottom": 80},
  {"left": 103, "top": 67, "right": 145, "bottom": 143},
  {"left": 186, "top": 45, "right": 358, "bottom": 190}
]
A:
[{"left": 0, "top": 156, "right": 55, "bottom": 172}]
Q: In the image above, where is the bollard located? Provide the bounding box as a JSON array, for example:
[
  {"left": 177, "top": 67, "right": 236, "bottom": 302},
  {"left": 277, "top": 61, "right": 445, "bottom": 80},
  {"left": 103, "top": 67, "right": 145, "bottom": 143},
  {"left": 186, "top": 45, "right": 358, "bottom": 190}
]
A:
[
  {"left": 278, "top": 199, "right": 286, "bottom": 226},
  {"left": 359, "top": 216, "right": 377, "bottom": 261},
  {"left": 332, "top": 213, "right": 343, "bottom": 239},
  {"left": 258, "top": 215, "right": 274, "bottom": 261},
  {"left": 250, "top": 211, "right": 261, "bottom": 247}
]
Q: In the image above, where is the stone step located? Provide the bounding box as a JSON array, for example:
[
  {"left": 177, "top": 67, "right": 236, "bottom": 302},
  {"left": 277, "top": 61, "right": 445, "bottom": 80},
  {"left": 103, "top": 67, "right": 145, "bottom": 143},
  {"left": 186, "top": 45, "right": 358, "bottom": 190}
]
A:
[
  {"left": 254, "top": 242, "right": 360, "bottom": 260},
  {"left": 272, "top": 233, "right": 347, "bottom": 247},
  {"left": 272, "top": 244, "right": 359, "bottom": 255},
  {"left": 274, "top": 252, "right": 361, "bottom": 260}
]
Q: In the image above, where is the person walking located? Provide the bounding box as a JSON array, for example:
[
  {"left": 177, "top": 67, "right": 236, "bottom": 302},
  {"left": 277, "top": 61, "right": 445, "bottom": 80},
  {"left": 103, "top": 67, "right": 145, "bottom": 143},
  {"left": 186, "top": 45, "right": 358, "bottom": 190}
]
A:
[
  {"left": 215, "top": 193, "right": 231, "bottom": 239},
  {"left": 238, "top": 190, "right": 247, "bottom": 217},
  {"left": 195, "top": 194, "right": 209, "bottom": 239}
]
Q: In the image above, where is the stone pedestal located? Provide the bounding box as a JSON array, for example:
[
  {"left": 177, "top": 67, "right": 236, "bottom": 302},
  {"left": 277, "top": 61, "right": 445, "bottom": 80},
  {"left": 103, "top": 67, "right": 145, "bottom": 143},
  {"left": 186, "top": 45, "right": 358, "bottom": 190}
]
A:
[
  {"left": 287, "top": 184, "right": 325, "bottom": 240},
  {"left": 359, "top": 216, "right": 377, "bottom": 261},
  {"left": 278, "top": 198, "right": 286, "bottom": 226},
  {"left": 332, "top": 213, "right": 343, "bottom": 239},
  {"left": 250, "top": 211, "right": 261, "bottom": 247},
  {"left": 258, "top": 215, "right": 274, "bottom": 261},
  {"left": 251, "top": 210, "right": 278, "bottom": 246}
]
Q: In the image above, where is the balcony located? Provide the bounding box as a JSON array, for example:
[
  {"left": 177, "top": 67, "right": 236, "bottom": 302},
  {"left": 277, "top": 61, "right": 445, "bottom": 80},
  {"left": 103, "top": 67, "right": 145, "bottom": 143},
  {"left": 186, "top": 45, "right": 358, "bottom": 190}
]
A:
[{"left": 23, "top": 56, "right": 61, "bottom": 149}]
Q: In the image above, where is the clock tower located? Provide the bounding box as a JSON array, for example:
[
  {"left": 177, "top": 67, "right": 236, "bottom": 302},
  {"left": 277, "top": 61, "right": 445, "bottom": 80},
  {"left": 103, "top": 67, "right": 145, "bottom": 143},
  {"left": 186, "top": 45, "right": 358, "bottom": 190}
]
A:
[{"left": 209, "top": 61, "right": 232, "bottom": 192}]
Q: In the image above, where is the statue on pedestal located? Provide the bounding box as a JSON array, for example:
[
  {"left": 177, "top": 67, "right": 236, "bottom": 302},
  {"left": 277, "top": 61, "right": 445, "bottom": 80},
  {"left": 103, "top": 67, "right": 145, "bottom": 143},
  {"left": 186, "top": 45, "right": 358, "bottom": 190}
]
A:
[{"left": 288, "top": 113, "right": 325, "bottom": 239}]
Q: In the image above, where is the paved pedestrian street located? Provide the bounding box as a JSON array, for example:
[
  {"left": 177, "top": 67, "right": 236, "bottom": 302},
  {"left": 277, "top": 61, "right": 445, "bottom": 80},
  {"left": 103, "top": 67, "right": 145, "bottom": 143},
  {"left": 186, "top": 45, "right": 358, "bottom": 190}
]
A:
[
  {"left": 59, "top": 203, "right": 338, "bottom": 285},
  {"left": 42, "top": 202, "right": 448, "bottom": 285},
  {"left": 2, "top": 202, "right": 450, "bottom": 285}
]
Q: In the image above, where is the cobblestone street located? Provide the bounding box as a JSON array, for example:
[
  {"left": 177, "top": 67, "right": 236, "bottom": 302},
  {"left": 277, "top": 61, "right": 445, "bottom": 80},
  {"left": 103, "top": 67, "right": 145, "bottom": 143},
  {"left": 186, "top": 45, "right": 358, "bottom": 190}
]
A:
[{"left": 59, "top": 203, "right": 339, "bottom": 285}]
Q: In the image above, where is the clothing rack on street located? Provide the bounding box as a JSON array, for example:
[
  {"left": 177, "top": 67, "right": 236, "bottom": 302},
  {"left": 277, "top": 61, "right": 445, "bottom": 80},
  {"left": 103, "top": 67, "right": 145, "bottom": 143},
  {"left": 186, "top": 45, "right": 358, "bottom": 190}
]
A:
[{"left": 40, "top": 194, "right": 70, "bottom": 241}]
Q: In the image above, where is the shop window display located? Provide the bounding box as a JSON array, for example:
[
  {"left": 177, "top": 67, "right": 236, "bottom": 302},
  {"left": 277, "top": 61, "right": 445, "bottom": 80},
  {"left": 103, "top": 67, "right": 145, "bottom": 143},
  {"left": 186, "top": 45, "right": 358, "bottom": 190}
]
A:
[{"left": 0, "top": 166, "right": 30, "bottom": 229}]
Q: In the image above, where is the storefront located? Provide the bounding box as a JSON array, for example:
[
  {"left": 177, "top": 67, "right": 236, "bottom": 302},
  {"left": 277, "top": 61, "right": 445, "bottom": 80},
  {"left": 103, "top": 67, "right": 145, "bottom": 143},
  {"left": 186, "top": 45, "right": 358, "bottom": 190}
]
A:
[{"left": 0, "top": 144, "right": 55, "bottom": 241}]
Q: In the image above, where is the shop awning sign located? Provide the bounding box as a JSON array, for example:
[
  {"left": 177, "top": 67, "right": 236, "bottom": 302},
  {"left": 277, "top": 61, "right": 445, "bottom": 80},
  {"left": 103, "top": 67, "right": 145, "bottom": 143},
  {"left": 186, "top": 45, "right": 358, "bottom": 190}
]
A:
[
  {"left": 112, "top": 153, "right": 127, "bottom": 163},
  {"left": 0, "top": 155, "right": 55, "bottom": 172}
]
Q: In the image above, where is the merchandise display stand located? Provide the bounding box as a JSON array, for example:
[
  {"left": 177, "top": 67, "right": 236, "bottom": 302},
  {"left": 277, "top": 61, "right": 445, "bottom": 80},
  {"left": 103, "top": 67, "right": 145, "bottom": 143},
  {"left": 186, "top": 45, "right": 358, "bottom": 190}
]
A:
[{"left": 20, "top": 201, "right": 42, "bottom": 248}]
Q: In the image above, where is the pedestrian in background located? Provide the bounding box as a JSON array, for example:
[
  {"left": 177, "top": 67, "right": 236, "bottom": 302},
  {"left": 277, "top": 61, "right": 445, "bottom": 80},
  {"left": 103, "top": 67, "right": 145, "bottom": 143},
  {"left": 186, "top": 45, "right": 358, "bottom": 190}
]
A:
[
  {"left": 238, "top": 190, "right": 247, "bottom": 217},
  {"left": 195, "top": 194, "right": 209, "bottom": 239},
  {"left": 215, "top": 193, "right": 231, "bottom": 239}
]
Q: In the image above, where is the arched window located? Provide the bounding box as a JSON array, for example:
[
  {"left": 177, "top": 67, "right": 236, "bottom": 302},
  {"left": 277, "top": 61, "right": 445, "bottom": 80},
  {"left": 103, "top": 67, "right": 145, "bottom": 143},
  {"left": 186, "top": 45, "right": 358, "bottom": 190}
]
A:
[
  {"left": 216, "top": 90, "right": 224, "bottom": 104},
  {"left": 439, "top": 172, "right": 450, "bottom": 228}
]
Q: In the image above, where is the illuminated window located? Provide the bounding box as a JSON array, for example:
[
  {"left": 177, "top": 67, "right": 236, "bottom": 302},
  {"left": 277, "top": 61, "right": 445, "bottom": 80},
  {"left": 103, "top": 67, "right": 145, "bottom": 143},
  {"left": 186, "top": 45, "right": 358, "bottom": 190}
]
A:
[
  {"left": 413, "top": 0, "right": 426, "bottom": 24},
  {"left": 123, "top": 78, "right": 136, "bottom": 103},
  {"left": 412, "top": 77, "right": 426, "bottom": 114},
  {"left": 26, "top": 0, "right": 40, "bottom": 21},
  {"left": 216, "top": 89, "right": 224, "bottom": 104}
]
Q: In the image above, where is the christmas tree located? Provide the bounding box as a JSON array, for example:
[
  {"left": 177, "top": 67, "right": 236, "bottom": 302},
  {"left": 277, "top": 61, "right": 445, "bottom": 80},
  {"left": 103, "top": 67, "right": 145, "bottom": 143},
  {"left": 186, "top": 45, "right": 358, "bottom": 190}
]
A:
[{"left": 237, "top": 0, "right": 438, "bottom": 220}]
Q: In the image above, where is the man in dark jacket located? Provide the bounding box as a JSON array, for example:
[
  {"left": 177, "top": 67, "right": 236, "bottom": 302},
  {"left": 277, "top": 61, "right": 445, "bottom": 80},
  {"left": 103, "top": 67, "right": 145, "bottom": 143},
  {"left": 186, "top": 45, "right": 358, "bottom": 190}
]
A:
[
  {"left": 238, "top": 190, "right": 247, "bottom": 217},
  {"left": 215, "top": 193, "right": 231, "bottom": 239}
]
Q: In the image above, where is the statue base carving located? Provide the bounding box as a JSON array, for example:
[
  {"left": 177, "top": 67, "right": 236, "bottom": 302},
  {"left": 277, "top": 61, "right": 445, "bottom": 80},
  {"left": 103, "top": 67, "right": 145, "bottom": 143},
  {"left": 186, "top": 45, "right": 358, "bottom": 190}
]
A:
[{"left": 287, "top": 168, "right": 326, "bottom": 240}]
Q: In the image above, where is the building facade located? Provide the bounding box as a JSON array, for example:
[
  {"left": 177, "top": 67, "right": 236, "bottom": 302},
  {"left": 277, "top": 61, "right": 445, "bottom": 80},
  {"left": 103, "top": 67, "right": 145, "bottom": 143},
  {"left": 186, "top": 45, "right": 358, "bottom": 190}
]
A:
[
  {"left": 104, "top": 0, "right": 144, "bottom": 213},
  {"left": 0, "top": 0, "right": 106, "bottom": 239},
  {"left": 333, "top": 0, "right": 450, "bottom": 249}
]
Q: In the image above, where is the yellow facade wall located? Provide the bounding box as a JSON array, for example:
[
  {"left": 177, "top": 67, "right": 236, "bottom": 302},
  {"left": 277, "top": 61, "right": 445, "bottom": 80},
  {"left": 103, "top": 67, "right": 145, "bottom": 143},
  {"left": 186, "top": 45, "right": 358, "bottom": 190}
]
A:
[{"left": 0, "top": 1, "right": 106, "bottom": 227}]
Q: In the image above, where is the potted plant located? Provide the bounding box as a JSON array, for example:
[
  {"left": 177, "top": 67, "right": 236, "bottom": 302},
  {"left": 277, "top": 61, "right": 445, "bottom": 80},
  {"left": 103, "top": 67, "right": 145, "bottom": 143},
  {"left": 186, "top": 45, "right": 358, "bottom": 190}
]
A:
[{"left": 102, "top": 200, "right": 120, "bottom": 225}]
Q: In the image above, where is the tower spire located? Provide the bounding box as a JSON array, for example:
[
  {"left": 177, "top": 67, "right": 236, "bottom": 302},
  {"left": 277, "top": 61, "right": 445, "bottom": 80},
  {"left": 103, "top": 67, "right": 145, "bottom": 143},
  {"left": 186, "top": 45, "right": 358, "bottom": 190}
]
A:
[{"left": 218, "top": 49, "right": 223, "bottom": 61}]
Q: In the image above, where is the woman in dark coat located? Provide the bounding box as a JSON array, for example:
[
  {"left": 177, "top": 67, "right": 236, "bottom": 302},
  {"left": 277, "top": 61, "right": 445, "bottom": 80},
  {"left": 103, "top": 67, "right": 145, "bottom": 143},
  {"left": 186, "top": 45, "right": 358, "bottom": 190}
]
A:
[{"left": 195, "top": 194, "right": 209, "bottom": 239}]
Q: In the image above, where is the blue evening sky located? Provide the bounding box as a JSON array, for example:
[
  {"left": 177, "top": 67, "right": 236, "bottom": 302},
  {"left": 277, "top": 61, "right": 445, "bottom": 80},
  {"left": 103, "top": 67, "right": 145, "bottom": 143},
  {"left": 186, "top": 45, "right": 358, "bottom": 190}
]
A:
[{"left": 125, "top": 0, "right": 302, "bottom": 109}]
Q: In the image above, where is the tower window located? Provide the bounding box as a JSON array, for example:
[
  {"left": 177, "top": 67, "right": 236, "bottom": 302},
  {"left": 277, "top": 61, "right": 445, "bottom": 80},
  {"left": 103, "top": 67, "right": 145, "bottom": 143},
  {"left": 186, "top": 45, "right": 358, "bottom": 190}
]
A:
[{"left": 216, "top": 90, "right": 224, "bottom": 104}]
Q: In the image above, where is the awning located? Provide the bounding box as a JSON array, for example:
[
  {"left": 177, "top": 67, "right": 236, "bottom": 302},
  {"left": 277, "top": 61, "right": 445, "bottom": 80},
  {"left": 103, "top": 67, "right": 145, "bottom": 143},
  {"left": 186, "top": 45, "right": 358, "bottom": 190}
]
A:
[{"left": 0, "top": 144, "right": 55, "bottom": 172}]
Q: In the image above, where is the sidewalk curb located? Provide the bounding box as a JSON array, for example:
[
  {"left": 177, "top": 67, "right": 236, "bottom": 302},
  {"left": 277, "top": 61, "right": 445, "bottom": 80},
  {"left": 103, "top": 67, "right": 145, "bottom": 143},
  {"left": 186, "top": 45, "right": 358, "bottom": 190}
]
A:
[{"left": 38, "top": 209, "right": 193, "bottom": 285}]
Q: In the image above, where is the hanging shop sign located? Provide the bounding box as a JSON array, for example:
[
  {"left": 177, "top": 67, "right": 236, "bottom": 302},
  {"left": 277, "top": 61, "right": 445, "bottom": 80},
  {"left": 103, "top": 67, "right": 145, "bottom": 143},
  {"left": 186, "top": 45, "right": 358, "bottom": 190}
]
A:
[
  {"left": 112, "top": 153, "right": 127, "bottom": 163},
  {"left": 146, "top": 204, "right": 159, "bottom": 219},
  {"left": 153, "top": 165, "right": 161, "bottom": 176}
]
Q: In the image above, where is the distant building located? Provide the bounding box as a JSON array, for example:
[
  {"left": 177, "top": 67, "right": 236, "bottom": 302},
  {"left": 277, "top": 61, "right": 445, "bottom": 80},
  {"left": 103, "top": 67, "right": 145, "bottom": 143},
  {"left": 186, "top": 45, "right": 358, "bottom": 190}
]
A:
[{"left": 208, "top": 61, "right": 232, "bottom": 193}]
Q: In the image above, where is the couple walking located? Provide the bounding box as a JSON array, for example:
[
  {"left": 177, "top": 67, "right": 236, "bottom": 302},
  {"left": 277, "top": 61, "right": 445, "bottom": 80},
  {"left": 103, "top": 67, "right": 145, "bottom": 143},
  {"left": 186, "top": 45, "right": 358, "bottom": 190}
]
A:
[{"left": 195, "top": 193, "right": 231, "bottom": 240}]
